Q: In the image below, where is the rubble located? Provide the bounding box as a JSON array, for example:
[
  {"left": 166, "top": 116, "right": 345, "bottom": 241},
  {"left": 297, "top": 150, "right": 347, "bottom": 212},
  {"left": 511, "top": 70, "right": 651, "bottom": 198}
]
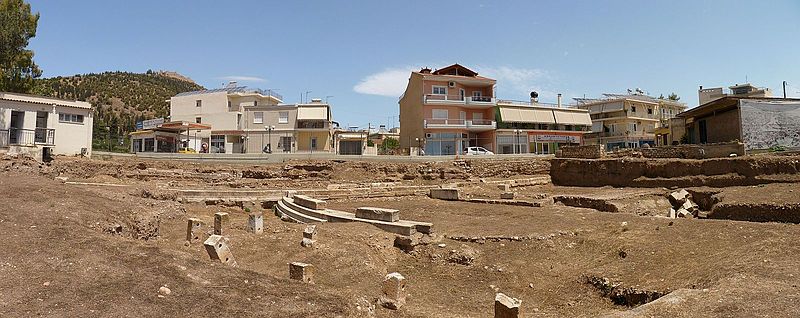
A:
[{"left": 667, "top": 189, "right": 702, "bottom": 219}]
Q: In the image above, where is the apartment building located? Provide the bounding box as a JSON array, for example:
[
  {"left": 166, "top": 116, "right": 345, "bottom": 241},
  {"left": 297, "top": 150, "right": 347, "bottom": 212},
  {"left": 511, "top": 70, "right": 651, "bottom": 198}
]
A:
[
  {"left": 242, "top": 99, "right": 334, "bottom": 153},
  {"left": 575, "top": 93, "right": 686, "bottom": 150},
  {"left": 398, "top": 64, "right": 497, "bottom": 155},
  {"left": 398, "top": 64, "right": 592, "bottom": 155},
  {"left": 0, "top": 92, "right": 93, "bottom": 158},
  {"left": 169, "top": 82, "right": 283, "bottom": 153}
]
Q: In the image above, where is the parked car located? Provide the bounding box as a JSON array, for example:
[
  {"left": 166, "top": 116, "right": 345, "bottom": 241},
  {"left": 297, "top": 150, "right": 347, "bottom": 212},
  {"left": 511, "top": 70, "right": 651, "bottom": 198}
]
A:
[{"left": 464, "top": 146, "right": 494, "bottom": 155}]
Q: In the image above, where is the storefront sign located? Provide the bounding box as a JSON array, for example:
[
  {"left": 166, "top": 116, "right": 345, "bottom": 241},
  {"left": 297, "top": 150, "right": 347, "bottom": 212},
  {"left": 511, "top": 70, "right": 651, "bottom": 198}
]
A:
[
  {"left": 139, "top": 118, "right": 165, "bottom": 130},
  {"left": 530, "top": 134, "right": 580, "bottom": 143}
]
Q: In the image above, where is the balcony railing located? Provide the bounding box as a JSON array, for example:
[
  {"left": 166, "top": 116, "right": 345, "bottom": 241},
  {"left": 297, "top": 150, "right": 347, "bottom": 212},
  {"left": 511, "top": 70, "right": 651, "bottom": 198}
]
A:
[
  {"left": 424, "top": 118, "right": 496, "bottom": 129},
  {"left": 423, "top": 94, "right": 496, "bottom": 105},
  {"left": 1, "top": 128, "right": 55, "bottom": 146}
]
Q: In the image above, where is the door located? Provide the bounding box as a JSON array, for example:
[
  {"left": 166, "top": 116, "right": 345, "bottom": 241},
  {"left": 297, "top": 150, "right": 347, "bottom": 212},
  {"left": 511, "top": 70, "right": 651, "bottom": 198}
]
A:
[
  {"left": 35, "top": 111, "right": 48, "bottom": 143},
  {"left": 339, "top": 141, "right": 363, "bottom": 155},
  {"left": 281, "top": 136, "right": 292, "bottom": 152},
  {"left": 459, "top": 89, "right": 465, "bottom": 101},
  {"left": 698, "top": 120, "right": 708, "bottom": 144},
  {"left": 9, "top": 111, "right": 24, "bottom": 144}
]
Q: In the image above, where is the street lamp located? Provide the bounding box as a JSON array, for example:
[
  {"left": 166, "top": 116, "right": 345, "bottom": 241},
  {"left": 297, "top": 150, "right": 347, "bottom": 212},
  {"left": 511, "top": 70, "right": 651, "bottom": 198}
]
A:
[
  {"left": 415, "top": 137, "right": 421, "bottom": 156},
  {"left": 264, "top": 125, "right": 274, "bottom": 153}
]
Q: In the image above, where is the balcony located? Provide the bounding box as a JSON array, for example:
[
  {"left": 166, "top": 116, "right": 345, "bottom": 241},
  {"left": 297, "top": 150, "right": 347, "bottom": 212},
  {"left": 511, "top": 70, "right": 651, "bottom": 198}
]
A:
[
  {"left": 424, "top": 118, "right": 496, "bottom": 131},
  {"left": 0, "top": 128, "right": 55, "bottom": 147},
  {"left": 423, "top": 94, "right": 496, "bottom": 106}
]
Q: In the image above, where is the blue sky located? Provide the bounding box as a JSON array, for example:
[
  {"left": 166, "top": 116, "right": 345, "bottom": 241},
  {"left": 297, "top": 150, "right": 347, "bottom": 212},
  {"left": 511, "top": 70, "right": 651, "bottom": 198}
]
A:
[{"left": 26, "top": 0, "right": 800, "bottom": 128}]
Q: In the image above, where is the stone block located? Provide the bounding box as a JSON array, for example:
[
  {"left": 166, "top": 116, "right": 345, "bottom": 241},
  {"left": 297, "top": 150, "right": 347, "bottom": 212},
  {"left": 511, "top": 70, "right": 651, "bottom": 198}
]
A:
[
  {"left": 356, "top": 207, "right": 400, "bottom": 222},
  {"left": 300, "top": 237, "right": 315, "bottom": 248},
  {"left": 203, "top": 235, "right": 237, "bottom": 267},
  {"left": 494, "top": 293, "right": 521, "bottom": 318},
  {"left": 213, "top": 212, "right": 229, "bottom": 235},
  {"left": 289, "top": 262, "right": 314, "bottom": 283},
  {"left": 247, "top": 212, "right": 263, "bottom": 234},
  {"left": 681, "top": 199, "right": 699, "bottom": 214},
  {"left": 393, "top": 235, "right": 419, "bottom": 252},
  {"left": 284, "top": 190, "right": 297, "bottom": 198},
  {"left": 429, "top": 188, "right": 460, "bottom": 201},
  {"left": 497, "top": 183, "right": 511, "bottom": 192},
  {"left": 186, "top": 218, "right": 205, "bottom": 242},
  {"left": 668, "top": 208, "right": 676, "bottom": 219},
  {"left": 379, "top": 272, "right": 406, "bottom": 310},
  {"left": 500, "top": 192, "right": 515, "bottom": 200},
  {"left": 677, "top": 208, "right": 693, "bottom": 218},
  {"left": 668, "top": 189, "right": 690, "bottom": 207},
  {"left": 294, "top": 195, "right": 327, "bottom": 210},
  {"left": 303, "top": 224, "right": 317, "bottom": 239}
]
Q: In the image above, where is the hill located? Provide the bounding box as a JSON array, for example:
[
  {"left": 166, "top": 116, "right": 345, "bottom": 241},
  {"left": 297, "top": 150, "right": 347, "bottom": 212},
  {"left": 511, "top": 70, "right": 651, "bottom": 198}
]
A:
[{"left": 32, "top": 71, "right": 205, "bottom": 151}]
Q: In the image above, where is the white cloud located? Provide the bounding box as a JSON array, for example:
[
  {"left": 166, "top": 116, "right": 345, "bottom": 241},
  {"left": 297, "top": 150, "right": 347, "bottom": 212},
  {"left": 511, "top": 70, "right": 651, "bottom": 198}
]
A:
[
  {"left": 353, "top": 67, "right": 414, "bottom": 97},
  {"left": 353, "top": 64, "right": 560, "bottom": 101},
  {"left": 475, "top": 66, "right": 559, "bottom": 101},
  {"left": 219, "top": 75, "right": 267, "bottom": 82}
]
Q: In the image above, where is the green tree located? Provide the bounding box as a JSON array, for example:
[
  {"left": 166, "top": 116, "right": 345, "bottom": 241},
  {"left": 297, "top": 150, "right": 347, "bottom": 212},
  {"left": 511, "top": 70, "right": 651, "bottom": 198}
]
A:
[
  {"left": 667, "top": 92, "right": 680, "bottom": 101},
  {"left": 0, "top": 0, "right": 41, "bottom": 93}
]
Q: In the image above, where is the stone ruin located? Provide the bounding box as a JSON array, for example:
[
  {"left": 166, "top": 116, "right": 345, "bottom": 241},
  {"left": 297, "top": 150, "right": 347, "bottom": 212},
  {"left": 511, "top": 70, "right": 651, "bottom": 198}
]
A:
[
  {"left": 301, "top": 224, "right": 317, "bottom": 247},
  {"left": 289, "top": 262, "right": 314, "bottom": 283},
  {"left": 213, "top": 212, "right": 229, "bottom": 235},
  {"left": 247, "top": 212, "right": 263, "bottom": 234},
  {"left": 379, "top": 272, "right": 406, "bottom": 310},
  {"left": 494, "top": 293, "right": 522, "bottom": 318},
  {"left": 203, "top": 234, "right": 237, "bottom": 267},
  {"left": 668, "top": 189, "right": 701, "bottom": 218},
  {"left": 186, "top": 218, "right": 204, "bottom": 243}
]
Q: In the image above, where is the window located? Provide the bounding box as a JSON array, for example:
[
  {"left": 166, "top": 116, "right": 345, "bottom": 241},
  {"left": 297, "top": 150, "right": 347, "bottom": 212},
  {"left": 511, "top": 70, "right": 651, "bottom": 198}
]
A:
[
  {"left": 432, "top": 109, "right": 448, "bottom": 119},
  {"left": 253, "top": 112, "right": 264, "bottom": 124},
  {"left": 211, "top": 135, "right": 225, "bottom": 153},
  {"left": 196, "top": 100, "right": 202, "bottom": 107},
  {"left": 472, "top": 91, "right": 482, "bottom": 97},
  {"left": 279, "top": 112, "right": 289, "bottom": 124},
  {"left": 254, "top": 100, "right": 258, "bottom": 107},
  {"left": 311, "top": 137, "right": 318, "bottom": 150},
  {"left": 227, "top": 101, "right": 231, "bottom": 108},
  {"left": 631, "top": 106, "right": 637, "bottom": 113},
  {"left": 647, "top": 108, "right": 653, "bottom": 115},
  {"left": 432, "top": 86, "right": 447, "bottom": 95},
  {"left": 59, "top": 113, "right": 84, "bottom": 124},
  {"left": 144, "top": 138, "right": 155, "bottom": 152},
  {"left": 195, "top": 117, "right": 202, "bottom": 124}
]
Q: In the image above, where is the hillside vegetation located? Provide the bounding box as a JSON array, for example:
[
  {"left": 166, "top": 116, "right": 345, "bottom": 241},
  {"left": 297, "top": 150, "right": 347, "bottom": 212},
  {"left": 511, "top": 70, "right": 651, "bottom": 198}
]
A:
[{"left": 32, "top": 71, "right": 204, "bottom": 151}]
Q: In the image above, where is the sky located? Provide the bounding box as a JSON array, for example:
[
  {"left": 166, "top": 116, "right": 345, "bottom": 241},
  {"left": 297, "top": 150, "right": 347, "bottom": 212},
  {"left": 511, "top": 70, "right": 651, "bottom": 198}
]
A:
[{"left": 25, "top": 0, "right": 800, "bottom": 129}]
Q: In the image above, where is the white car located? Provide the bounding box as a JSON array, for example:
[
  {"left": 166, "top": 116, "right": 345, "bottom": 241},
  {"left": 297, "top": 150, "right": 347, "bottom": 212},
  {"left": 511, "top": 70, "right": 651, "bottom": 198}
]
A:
[{"left": 464, "top": 146, "right": 494, "bottom": 155}]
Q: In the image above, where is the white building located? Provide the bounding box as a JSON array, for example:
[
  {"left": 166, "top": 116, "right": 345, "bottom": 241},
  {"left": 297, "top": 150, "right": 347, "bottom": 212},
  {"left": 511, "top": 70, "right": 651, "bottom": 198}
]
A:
[{"left": 0, "top": 92, "right": 93, "bottom": 158}]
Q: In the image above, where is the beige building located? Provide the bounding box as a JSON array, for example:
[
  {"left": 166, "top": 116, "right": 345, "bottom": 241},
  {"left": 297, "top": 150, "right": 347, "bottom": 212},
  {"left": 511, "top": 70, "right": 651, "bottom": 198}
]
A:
[
  {"left": 0, "top": 92, "right": 93, "bottom": 158},
  {"left": 169, "top": 83, "right": 283, "bottom": 153},
  {"left": 242, "top": 99, "right": 334, "bottom": 153},
  {"left": 698, "top": 83, "right": 771, "bottom": 105},
  {"left": 575, "top": 93, "right": 686, "bottom": 150}
]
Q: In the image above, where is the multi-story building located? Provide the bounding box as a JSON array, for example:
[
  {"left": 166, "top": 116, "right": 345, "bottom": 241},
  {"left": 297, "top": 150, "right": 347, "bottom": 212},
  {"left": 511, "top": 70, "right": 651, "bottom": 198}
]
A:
[
  {"left": 398, "top": 64, "right": 592, "bottom": 155},
  {"left": 169, "top": 82, "right": 283, "bottom": 153},
  {"left": 0, "top": 92, "right": 93, "bottom": 158},
  {"left": 575, "top": 93, "right": 686, "bottom": 150},
  {"left": 167, "top": 83, "right": 334, "bottom": 153},
  {"left": 242, "top": 99, "right": 334, "bottom": 153},
  {"left": 399, "top": 64, "right": 497, "bottom": 155}
]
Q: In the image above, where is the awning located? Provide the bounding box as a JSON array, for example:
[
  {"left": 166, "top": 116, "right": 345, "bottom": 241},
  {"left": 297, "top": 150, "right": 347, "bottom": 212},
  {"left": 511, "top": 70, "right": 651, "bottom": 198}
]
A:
[
  {"left": 498, "top": 106, "right": 555, "bottom": 124},
  {"left": 297, "top": 106, "right": 328, "bottom": 120},
  {"left": 553, "top": 109, "right": 592, "bottom": 126}
]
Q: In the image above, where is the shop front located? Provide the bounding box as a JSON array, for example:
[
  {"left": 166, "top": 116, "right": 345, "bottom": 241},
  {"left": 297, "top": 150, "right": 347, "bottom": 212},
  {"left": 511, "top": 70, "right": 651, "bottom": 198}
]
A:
[{"left": 528, "top": 132, "right": 583, "bottom": 155}]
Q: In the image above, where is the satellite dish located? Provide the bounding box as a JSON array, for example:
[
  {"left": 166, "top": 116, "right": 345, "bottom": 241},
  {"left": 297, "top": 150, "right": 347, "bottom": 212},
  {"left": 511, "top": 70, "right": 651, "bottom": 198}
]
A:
[{"left": 530, "top": 91, "right": 539, "bottom": 98}]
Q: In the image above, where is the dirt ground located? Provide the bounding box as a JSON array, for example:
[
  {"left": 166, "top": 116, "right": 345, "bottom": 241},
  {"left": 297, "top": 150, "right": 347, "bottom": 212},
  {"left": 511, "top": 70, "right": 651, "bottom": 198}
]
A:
[{"left": 1, "top": 155, "right": 799, "bottom": 317}]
